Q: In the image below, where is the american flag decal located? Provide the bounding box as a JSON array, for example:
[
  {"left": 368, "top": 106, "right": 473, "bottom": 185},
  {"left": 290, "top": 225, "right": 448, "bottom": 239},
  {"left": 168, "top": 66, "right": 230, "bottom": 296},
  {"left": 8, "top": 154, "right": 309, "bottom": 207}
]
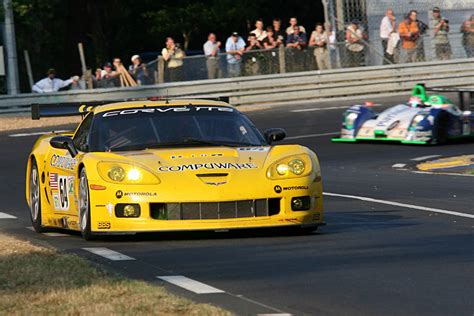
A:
[{"left": 50, "top": 173, "right": 58, "bottom": 190}]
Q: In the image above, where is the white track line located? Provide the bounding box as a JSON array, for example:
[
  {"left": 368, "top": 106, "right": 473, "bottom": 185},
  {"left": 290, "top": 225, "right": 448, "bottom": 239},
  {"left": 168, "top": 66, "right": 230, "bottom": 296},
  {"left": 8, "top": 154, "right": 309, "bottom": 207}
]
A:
[
  {"left": 410, "top": 155, "right": 441, "bottom": 161},
  {"left": 82, "top": 247, "right": 135, "bottom": 261},
  {"left": 157, "top": 275, "right": 225, "bottom": 294},
  {"left": 9, "top": 130, "right": 67, "bottom": 137},
  {"left": 324, "top": 192, "right": 474, "bottom": 219},
  {"left": 392, "top": 163, "right": 407, "bottom": 168},
  {"left": 291, "top": 104, "right": 382, "bottom": 113},
  {"left": 286, "top": 132, "right": 340, "bottom": 140},
  {"left": 0, "top": 212, "right": 17, "bottom": 219}
]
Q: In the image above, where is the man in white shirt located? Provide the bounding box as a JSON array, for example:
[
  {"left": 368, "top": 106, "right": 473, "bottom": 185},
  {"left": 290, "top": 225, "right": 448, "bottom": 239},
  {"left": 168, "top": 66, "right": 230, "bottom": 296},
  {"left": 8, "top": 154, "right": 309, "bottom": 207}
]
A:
[
  {"left": 203, "top": 33, "right": 221, "bottom": 79},
  {"left": 32, "top": 69, "right": 73, "bottom": 93},
  {"left": 251, "top": 19, "right": 268, "bottom": 42},
  {"left": 380, "top": 8, "right": 396, "bottom": 64},
  {"left": 225, "top": 32, "right": 246, "bottom": 77}
]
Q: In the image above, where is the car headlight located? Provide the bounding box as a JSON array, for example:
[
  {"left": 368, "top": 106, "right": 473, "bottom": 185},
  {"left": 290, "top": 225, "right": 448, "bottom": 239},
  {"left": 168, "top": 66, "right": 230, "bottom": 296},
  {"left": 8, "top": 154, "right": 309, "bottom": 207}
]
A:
[
  {"left": 267, "top": 155, "right": 312, "bottom": 179},
  {"left": 98, "top": 162, "right": 160, "bottom": 184}
]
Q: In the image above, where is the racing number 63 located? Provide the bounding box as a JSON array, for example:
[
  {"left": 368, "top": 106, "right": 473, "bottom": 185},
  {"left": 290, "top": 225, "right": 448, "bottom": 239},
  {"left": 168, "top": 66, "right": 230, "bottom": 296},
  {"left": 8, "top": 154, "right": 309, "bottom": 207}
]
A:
[{"left": 59, "top": 176, "right": 69, "bottom": 210}]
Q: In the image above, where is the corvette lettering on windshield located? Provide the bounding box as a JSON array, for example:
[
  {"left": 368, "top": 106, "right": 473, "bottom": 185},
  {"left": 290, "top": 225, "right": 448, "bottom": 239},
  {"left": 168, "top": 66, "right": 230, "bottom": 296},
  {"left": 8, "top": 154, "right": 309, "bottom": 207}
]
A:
[
  {"left": 102, "top": 106, "right": 234, "bottom": 117},
  {"left": 158, "top": 162, "right": 258, "bottom": 172}
]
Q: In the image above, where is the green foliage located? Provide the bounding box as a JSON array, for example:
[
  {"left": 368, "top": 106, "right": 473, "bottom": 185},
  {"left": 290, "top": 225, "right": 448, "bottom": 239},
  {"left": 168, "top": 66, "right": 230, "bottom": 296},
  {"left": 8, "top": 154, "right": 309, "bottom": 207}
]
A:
[{"left": 8, "top": 0, "right": 324, "bottom": 92}]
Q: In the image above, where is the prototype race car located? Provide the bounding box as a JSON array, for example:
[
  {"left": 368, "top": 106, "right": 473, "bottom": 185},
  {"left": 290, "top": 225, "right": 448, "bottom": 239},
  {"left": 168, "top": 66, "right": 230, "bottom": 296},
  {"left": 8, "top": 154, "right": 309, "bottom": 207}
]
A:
[
  {"left": 332, "top": 84, "right": 474, "bottom": 145},
  {"left": 26, "top": 99, "right": 323, "bottom": 240}
]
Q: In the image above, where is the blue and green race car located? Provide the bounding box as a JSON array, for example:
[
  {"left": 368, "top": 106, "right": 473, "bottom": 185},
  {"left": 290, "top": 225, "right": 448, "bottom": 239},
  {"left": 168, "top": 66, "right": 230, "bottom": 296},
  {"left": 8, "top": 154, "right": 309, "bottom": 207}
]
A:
[{"left": 332, "top": 84, "right": 474, "bottom": 145}]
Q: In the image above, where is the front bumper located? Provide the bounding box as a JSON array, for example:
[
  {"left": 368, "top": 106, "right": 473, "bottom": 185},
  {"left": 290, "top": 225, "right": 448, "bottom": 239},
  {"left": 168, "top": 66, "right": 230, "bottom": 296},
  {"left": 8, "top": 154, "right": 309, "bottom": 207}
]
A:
[{"left": 88, "top": 178, "right": 324, "bottom": 233}]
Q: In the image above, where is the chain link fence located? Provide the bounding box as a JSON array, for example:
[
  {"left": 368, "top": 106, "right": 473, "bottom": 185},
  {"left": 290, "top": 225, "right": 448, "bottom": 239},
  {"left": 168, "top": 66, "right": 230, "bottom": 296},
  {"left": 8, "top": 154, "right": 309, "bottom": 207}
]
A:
[{"left": 87, "top": 0, "right": 473, "bottom": 88}]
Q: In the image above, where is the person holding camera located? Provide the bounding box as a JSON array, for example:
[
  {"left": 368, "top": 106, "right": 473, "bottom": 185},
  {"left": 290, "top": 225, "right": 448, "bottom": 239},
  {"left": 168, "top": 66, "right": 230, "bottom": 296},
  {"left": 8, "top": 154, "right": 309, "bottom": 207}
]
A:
[
  {"left": 161, "top": 37, "right": 185, "bottom": 82},
  {"left": 431, "top": 7, "right": 451, "bottom": 60},
  {"left": 398, "top": 11, "right": 420, "bottom": 63}
]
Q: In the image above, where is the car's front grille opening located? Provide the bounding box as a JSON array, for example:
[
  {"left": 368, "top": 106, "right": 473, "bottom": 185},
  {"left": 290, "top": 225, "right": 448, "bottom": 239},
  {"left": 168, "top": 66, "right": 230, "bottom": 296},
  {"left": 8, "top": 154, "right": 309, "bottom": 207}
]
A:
[{"left": 150, "top": 198, "right": 281, "bottom": 220}]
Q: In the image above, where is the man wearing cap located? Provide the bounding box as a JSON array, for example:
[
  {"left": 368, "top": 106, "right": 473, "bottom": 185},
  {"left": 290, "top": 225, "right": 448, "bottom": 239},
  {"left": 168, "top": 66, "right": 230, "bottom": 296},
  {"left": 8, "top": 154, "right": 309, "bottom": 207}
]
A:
[
  {"left": 32, "top": 69, "right": 74, "bottom": 93},
  {"left": 430, "top": 7, "right": 451, "bottom": 60},
  {"left": 128, "top": 55, "right": 149, "bottom": 85},
  {"left": 203, "top": 33, "right": 221, "bottom": 79},
  {"left": 225, "top": 32, "right": 246, "bottom": 77}
]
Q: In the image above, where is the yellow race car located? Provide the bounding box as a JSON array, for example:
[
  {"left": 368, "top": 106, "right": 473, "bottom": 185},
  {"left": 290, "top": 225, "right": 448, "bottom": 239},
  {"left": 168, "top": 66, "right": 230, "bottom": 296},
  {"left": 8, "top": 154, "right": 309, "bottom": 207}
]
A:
[{"left": 26, "top": 99, "right": 324, "bottom": 240}]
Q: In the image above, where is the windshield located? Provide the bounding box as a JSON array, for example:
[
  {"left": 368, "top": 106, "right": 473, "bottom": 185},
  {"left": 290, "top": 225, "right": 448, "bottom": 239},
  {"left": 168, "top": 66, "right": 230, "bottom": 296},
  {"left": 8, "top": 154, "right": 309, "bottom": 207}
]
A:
[{"left": 89, "top": 105, "right": 267, "bottom": 152}]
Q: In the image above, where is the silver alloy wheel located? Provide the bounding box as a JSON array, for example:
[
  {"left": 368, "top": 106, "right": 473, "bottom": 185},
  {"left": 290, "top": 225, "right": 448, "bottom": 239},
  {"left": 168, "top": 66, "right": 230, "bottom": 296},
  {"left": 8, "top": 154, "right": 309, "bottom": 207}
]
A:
[
  {"left": 29, "top": 164, "right": 40, "bottom": 221},
  {"left": 79, "top": 170, "right": 89, "bottom": 232}
]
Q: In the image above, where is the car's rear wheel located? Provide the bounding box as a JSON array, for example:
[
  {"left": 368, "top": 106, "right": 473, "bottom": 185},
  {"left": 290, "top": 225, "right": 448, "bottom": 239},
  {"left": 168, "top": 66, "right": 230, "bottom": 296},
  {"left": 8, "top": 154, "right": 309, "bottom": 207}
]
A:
[
  {"left": 79, "top": 168, "right": 95, "bottom": 240},
  {"left": 435, "top": 114, "right": 449, "bottom": 144},
  {"left": 29, "top": 158, "right": 45, "bottom": 233}
]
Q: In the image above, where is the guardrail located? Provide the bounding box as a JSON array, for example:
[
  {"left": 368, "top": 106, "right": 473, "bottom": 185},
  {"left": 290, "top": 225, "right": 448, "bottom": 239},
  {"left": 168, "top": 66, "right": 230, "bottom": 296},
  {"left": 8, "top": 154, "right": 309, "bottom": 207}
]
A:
[{"left": 0, "top": 57, "right": 473, "bottom": 114}]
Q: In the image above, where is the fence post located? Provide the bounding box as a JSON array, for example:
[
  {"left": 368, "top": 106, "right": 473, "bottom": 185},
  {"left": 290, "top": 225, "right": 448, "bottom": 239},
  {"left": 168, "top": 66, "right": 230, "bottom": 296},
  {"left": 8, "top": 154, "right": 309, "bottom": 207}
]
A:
[
  {"left": 157, "top": 56, "right": 165, "bottom": 84},
  {"left": 23, "top": 50, "right": 34, "bottom": 91},
  {"left": 279, "top": 45, "right": 286, "bottom": 74}
]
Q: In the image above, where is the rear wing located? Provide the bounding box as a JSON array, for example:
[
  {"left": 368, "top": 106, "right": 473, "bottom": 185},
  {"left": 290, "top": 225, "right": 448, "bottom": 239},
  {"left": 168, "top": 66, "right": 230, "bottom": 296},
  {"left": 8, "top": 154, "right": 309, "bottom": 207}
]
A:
[
  {"left": 426, "top": 87, "right": 474, "bottom": 111},
  {"left": 31, "top": 96, "right": 231, "bottom": 120},
  {"left": 31, "top": 101, "right": 111, "bottom": 120},
  {"left": 414, "top": 84, "right": 474, "bottom": 111}
]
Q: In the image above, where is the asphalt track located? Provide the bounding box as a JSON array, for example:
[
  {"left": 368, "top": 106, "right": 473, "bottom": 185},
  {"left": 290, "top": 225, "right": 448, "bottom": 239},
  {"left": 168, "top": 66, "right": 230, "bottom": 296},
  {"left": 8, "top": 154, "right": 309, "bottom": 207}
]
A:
[{"left": 0, "top": 95, "right": 473, "bottom": 315}]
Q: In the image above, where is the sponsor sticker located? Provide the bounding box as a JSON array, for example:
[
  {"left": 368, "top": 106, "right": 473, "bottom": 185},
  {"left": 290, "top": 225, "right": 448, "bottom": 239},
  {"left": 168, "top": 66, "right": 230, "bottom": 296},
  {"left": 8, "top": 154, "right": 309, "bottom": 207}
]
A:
[
  {"left": 50, "top": 154, "right": 77, "bottom": 170},
  {"left": 274, "top": 185, "right": 309, "bottom": 194},
  {"left": 52, "top": 193, "right": 61, "bottom": 210},
  {"left": 158, "top": 162, "right": 258, "bottom": 172}
]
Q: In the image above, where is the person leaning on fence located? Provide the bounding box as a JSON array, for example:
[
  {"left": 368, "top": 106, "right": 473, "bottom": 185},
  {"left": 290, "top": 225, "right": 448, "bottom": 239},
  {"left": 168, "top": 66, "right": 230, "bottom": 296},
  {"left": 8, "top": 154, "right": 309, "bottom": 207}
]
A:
[
  {"left": 225, "top": 32, "right": 246, "bottom": 78},
  {"left": 161, "top": 37, "right": 185, "bottom": 82},
  {"left": 286, "top": 25, "right": 307, "bottom": 50},
  {"left": 245, "top": 33, "right": 263, "bottom": 76},
  {"left": 460, "top": 15, "right": 474, "bottom": 58},
  {"left": 380, "top": 9, "right": 396, "bottom": 64},
  {"left": 430, "top": 7, "right": 451, "bottom": 61},
  {"left": 309, "top": 23, "right": 330, "bottom": 70},
  {"left": 345, "top": 20, "right": 365, "bottom": 67},
  {"left": 203, "top": 33, "right": 221, "bottom": 79},
  {"left": 32, "top": 68, "right": 74, "bottom": 93},
  {"left": 262, "top": 27, "right": 278, "bottom": 49},
  {"left": 398, "top": 12, "right": 420, "bottom": 63}
]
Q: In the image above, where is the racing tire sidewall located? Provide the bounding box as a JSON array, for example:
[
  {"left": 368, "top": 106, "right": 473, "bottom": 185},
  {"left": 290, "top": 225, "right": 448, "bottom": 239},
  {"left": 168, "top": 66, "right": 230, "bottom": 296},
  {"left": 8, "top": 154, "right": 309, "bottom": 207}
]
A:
[
  {"left": 434, "top": 114, "right": 449, "bottom": 145},
  {"left": 79, "top": 168, "right": 95, "bottom": 241},
  {"left": 29, "top": 158, "right": 45, "bottom": 233}
]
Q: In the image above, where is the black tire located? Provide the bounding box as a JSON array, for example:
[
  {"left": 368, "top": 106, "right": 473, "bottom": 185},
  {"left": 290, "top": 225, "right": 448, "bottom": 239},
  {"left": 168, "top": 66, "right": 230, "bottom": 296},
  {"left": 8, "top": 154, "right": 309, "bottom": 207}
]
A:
[
  {"left": 78, "top": 168, "right": 95, "bottom": 241},
  {"left": 29, "top": 158, "right": 46, "bottom": 233},
  {"left": 435, "top": 114, "right": 449, "bottom": 145}
]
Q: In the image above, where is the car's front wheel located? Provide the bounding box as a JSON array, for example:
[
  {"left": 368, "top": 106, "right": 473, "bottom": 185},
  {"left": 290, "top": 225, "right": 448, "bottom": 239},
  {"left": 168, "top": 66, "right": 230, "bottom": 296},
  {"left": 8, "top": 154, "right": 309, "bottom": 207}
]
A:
[
  {"left": 29, "top": 158, "right": 45, "bottom": 233},
  {"left": 78, "top": 168, "right": 94, "bottom": 240}
]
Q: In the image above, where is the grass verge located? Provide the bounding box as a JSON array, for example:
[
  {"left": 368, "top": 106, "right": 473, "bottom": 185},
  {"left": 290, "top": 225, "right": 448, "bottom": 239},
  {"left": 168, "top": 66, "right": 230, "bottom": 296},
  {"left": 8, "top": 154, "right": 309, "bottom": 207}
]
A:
[
  {"left": 0, "top": 233, "right": 231, "bottom": 315},
  {"left": 0, "top": 115, "right": 81, "bottom": 132}
]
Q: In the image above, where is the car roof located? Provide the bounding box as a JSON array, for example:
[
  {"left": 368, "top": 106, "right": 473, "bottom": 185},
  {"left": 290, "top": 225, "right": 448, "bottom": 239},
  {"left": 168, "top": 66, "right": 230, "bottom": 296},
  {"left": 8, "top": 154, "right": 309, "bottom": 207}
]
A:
[{"left": 93, "top": 99, "right": 234, "bottom": 115}]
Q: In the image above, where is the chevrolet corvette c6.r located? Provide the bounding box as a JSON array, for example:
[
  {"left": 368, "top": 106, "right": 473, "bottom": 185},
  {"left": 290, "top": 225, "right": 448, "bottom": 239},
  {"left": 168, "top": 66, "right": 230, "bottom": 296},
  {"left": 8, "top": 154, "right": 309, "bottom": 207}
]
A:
[{"left": 26, "top": 99, "right": 323, "bottom": 240}]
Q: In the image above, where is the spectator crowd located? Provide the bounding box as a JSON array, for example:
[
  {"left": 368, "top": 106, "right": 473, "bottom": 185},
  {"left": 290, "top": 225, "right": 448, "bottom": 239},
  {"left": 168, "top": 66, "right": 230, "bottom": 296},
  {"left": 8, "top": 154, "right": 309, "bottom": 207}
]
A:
[{"left": 33, "top": 10, "right": 474, "bottom": 93}]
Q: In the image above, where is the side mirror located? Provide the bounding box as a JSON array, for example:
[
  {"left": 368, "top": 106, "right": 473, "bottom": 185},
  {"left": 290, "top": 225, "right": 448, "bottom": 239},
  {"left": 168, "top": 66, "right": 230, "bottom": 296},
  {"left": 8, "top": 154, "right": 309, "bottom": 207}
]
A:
[
  {"left": 50, "top": 136, "right": 78, "bottom": 158},
  {"left": 264, "top": 128, "right": 286, "bottom": 144}
]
